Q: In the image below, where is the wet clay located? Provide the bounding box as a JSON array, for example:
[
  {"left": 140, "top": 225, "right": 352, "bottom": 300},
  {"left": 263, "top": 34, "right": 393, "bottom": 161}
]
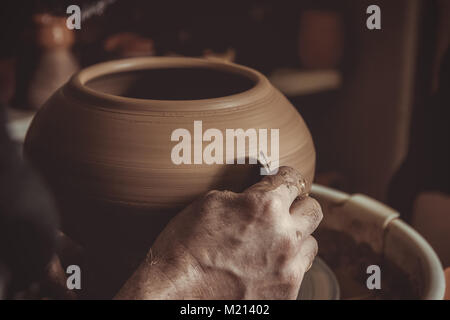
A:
[{"left": 316, "top": 228, "right": 419, "bottom": 299}]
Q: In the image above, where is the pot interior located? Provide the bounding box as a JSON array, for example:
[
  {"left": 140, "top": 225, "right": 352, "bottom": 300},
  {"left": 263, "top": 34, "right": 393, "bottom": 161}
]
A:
[{"left": 85, "top": 67, "right": 256, "bottom": 100}]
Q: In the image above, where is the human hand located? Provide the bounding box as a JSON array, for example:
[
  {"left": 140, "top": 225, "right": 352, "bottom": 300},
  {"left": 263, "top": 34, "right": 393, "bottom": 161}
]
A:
[{"left": 116, "top": 166, "right": 323, "bottom": 299}]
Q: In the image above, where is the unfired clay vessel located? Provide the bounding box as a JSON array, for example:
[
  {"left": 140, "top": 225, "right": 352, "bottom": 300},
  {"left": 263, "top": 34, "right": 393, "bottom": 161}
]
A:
[{"left": 24, "top": 57, "right": 315, "bottom": 295}]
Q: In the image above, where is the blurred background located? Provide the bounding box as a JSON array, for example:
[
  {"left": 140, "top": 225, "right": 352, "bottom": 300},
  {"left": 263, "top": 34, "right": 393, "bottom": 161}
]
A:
[{"left": 0, "top": 0, "right": 449, "bottom": 298}]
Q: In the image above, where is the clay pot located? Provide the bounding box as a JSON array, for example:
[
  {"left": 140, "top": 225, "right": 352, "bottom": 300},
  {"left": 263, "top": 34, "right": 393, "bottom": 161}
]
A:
[{"left": 24, "top": 57, "right": 315, "bottom": 296}]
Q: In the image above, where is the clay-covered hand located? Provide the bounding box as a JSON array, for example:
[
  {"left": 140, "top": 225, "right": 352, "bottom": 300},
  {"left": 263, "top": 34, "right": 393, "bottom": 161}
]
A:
[{"left": 115, "top": 166, "right": 323, "bottom": 300}]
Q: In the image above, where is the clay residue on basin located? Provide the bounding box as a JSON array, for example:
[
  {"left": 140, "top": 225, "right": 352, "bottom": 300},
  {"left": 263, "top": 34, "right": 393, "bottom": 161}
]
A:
[{"left": 316, "top": 228, "right": 419, "bottom": 300}]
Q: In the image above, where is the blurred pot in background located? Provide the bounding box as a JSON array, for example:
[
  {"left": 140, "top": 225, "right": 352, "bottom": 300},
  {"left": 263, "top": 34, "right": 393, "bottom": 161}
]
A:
[
  {"left": 104, "top": 32, "right": 155, "bottom": 59},
  {"left": 12, "top": 14, "right": 79, "bottom": 110},
  {"left": 298, "top": 9, "right": 344, "bottom": 69}
]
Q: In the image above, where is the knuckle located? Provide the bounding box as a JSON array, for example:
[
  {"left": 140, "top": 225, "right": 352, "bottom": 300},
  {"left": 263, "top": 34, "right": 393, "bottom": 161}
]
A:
[
  {"left": 200, "top": 190, "right": 236, "bottom": 212},
  {"left": 241, "top": 191, "right": 262, "bottom": 206},
  {"left": 260, "top": 175, "right": 276, "bottom": 186},
  {"left": 204, "top": 189, "right": 221, "bottom": 197},
  {"left": 239, "top": 192, "right": 262, "bottom": 213},
  {"left": 197, "top": 190, "right": 239, "bottom": 220},
  {"left": 241, "top": 191, "right": 284, "bottom": 216},
  {"left": 277, "top": 166, "right": 297, "bottom": 177},
  {"left": 263, "top": 194, "right": 284, "bottom": 216},
  {"left": 276, "top": 233, "right": 298, "bottom": 256},
  {"left": 202, "top": 190, "right": 223, "bottom": 203}
]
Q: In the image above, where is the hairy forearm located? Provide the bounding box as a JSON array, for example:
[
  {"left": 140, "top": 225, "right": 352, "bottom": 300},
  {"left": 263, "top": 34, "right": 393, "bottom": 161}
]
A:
[
  {"left": 114, "top": 248, "right": 246, "bottom": 300},
  {"left": 114, "top": 248, "right": 207, "bottom": 300},
  {"left": 115, "top": 262, "right": 180, "bottom": 299}
]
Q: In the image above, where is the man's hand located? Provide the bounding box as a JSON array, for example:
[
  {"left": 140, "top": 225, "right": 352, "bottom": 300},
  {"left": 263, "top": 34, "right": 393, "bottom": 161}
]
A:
[{"left": 115, "top": 166, "right": 323, "bottom": 300}]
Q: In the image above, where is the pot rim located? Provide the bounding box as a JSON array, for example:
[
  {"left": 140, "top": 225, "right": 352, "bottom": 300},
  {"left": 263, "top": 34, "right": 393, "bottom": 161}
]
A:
[{"left": 66, "top": 57, "right": 272, "bottom": 112}]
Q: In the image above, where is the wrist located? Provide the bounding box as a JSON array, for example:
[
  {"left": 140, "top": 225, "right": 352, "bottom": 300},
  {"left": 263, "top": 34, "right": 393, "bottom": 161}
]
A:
[{"left": 114, "top": 249, "right": 199, "bottom": 300}]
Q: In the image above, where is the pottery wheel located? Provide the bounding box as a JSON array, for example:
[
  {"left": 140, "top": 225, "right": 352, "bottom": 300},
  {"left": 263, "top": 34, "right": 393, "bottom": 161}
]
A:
[{"left": 297, "top": 257, "right": 340, "bottom": 300}]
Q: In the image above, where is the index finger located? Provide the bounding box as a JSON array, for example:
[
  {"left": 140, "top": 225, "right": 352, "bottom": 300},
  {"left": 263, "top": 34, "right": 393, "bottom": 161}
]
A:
[{"left": 244, "top": 166, "right": 308, "bottom": 207}]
